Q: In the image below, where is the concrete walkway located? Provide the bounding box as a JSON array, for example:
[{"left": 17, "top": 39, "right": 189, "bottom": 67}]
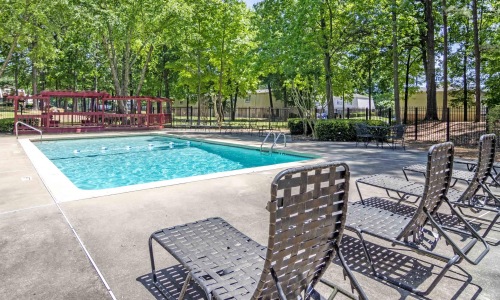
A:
[{"left": 0, "top": 131, "right": 498, "bottom": 299}]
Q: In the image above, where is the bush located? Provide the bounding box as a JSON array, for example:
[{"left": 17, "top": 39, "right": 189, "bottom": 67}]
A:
[
  {"left": 315, "top": 119, "right": 386, "bottom": 141},
  {"left": 287, "top": 118, "right": 313, "bottom": 135},
  {"left": 488, "top": 105, "right": 500, "bottom": 133},
  {"left": 0, "top": 118, "right": 14, "bottom": 133}
]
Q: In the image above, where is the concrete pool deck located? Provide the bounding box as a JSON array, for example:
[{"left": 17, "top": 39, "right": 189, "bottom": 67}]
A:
[{"left": 1, "top": 130, "right": 499, "bottom": 299}]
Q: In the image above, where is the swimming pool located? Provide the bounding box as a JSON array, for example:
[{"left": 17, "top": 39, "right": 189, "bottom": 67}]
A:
[{"left": 33, "top": 135, "right": 311, "bottom": 190}]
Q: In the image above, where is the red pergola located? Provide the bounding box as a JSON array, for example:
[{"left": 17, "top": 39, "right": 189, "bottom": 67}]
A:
[{"left": 10, "top": 90, "right": 172, "bottom": 133}]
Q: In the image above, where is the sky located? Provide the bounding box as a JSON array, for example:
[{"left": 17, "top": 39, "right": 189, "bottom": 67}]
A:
[{"left": 244, "top": 0, "right": 261, "bottom": 8}]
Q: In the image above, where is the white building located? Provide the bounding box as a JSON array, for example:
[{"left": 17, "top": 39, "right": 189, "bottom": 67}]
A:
[
  {"left": 318, "top": 94, "right": 376, "bottom": 115},
  {"left": 332, "top": 94, "right": 375, "bottom": 110}
]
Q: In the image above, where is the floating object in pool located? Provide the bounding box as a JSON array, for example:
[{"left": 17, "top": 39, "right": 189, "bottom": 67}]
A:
[
  {"left": 126, "top": 146, "right": 132, "bottom": 150},
  {"left": 73, "top": 150, "right": 80, "bottom": 154},
  {"left": 169, "top": 142, "right": 174, "bottom": 149},
  {"left": 101, "top": 146, "right": 108, "bottom": 150}
]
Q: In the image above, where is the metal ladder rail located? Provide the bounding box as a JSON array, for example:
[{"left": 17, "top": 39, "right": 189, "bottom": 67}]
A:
[
  {"left": 260, "top": 131, "right": 276, "bottom": 153},
  {"left": 270, "top": 132, "right": 287, "bottom": 152},
  {"left": 15, "top": 121, "right": 43, "bottom": 141},
  {"left": 261, "top": 131, "right": 288, "bottom": 154}
]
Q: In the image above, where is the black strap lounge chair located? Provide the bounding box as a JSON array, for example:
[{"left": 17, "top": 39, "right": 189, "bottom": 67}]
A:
[
  {"left": 346, "top": 142, "right": 490, "bottom": 296},
  {"left": 454, "top": 158, "right": 500, "bottom": 186},
  {"left": 355, "top": 123, "right": 373, "bottom": 148},
  {"left": 403, "top": 163, "right": 474, "bottom": 187},
  {"left": 148, "top": 162, "right": 367, "bottom": 300},
  {"left": 356, "top": 134, "right": 498, "bottom": 239}
]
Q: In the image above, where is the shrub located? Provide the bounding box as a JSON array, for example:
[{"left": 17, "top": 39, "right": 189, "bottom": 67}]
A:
[
  {"left": 0, "top": 118, "right": 14, "bottom": 133},
  {"left": 488, "top": 105, "right": 500, "bottom": 133},
  {"left": 315, "top": 119, "right": 386, "bottom": 141},
  {"left": 287, "top": 118, "right": 313, "bottom": 135}
]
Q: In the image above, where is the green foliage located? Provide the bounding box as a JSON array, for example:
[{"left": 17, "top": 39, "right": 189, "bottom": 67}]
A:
[
  {"left": 487, "top": 105, "right": 500, "bottom": 130},
  {"left": 0, "top": 118, "right": 14, "bottom": 133},
  {"left": 315, "top": 119, "right": 386, "bottom": 141},
  {"left": 287, "top": 118, "right": 313, "bottom": 135}
]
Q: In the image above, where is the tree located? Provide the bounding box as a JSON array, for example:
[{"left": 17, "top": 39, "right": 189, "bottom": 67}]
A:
[
  {"left": 442, "top": 0, "right": 449, "bottom": 120},
  {"left": 419, "top": 0, "right": 438, "bottom": 120}
]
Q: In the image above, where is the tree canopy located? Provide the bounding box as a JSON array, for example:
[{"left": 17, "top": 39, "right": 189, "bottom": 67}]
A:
[{"left": 0, "top": 0, "right": 498, "bottom": 122}]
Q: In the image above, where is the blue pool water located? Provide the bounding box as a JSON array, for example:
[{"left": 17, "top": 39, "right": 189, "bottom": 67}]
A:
[{"left": 34, "top": 135, "right": 310, "bottom": 190}]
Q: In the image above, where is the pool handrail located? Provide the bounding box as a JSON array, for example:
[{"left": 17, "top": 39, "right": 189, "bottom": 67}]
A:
[
  {"left": 261, "top": 131, "right": 287, "bottom": 154},
  {"left": 15, "top": 121, "right": 42, "bottom": 141}
]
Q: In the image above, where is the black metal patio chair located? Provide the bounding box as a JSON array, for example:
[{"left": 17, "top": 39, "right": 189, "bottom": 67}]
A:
[
  {"left": 148, "top": 162, "right": 367, "bottom": 300},
  {"left": 346, "top": 142, "right": 490, "bottom": 296},
  {"left": 355, "top": 123, "right": 373, "bottom": 148},
  {"left": 386, "top": 124, "right": 406, "bottom": 150},
  {"left": 355, "top": 134, "right": 499, "bottom": 239}
]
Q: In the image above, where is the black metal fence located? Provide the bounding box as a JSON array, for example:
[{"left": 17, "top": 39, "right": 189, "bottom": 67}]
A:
[
  {"left": 171, "top": 105, "right": 497, "bottom": 147},
  {"left": 3, "top": 99, "right": 496, "bottom": 147},
  {"left": 171, "top": 106, "right": 300, "bottom": 129}
]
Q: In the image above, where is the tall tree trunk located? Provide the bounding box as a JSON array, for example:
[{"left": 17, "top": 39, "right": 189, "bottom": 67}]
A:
[
  {"left": 392, "top": 0, "right": 401, "bottom": 123},
  {"left": 320, "top": 14, "right": 334, "bottom": 119},
  {"left": 162, "top": 45, "right": 170, "bottom": 98},
  {"left": 404, "top": 48, "right": 411, "bottom": 125},
  {"left": 197, "top": 48, "right": 202, "bottom": 125},
  {"left": 231, "top": 85, "right": 238, "bottom": 121},
  {"left": 423, "top": 0, "right": 438, "bottom": 120},
  {"left": 472, "top": 0, "right": 481, "bottom": 122},
  {"left": 0, "top": 36, "right": 18, "bottom": 79},
  {"left": 441, "top": 0, "right": 448, "bottom": 120},
  {"left": 135, "top": 44, "right": 154, "bottom": 96},
  {"left": 368, "top": 63, "right": 372, "bottom": 120},
  {"left": 32, "top": 60, "right": 38, "bottom": 110},
  {"left": 216, "top": 14, "right": 226, "bottom": 124},
  {"left": 104, "top": 23, "right": 122, "bottom": 96},
  {"left": 463, "top": 44, "right": 468, "bottom": 121},
  {"left": 268, "top": 81, "right": 274, "bottom": 120},
  {"left": 14, "top": 53, "right": 18, "bottom": 96}
]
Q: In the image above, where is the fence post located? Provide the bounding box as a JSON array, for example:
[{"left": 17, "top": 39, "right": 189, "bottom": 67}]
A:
[
  {"left": 365, "top": 108, "right": 368, "bottom": 121},
  {"left": 446, "top": 107, "right": 450, "bottom": 142},
  {"left": 209, "top": 106, "right": 212, "bottom": 126},
  {"left": 388, "top": 108, "right": 392, "bottom": 125},
  {"left": 414, "top": 107, "right": 418, "bottom": 141},
  {"left": 347, "top": 108, "right": 350, "bottom": 119}
]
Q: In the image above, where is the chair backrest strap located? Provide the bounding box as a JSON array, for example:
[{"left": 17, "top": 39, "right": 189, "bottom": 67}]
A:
[
  {"left": 459, "top": 134, "right": 496, "bottom": 202},
  {"left": 398, "top": 142, "right": 454, "bottom": 240},
  {"left": 254, "top": 162, "right": 349, "bottom": 300}
]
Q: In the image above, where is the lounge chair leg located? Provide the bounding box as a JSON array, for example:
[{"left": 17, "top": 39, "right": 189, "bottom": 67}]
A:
[
  {"left": 149, "top": 235, "right": 176, "bottom": 299},
  {"left": 356, "top": 181, "right": 365, "bottom": 203},
  {"left": 482, "top": 212, "right": 499, "bottom": 238},
  {"left": 347, "top": 228, "right": 378, "bottom": 276},
  {"left": 334, "top": 244, "right": 369, "bottom": 300},
  {"left": 403, "top": 169, "right": 410, "bottom": 181},
  {"left": 148, "top": 235, "right": 158, "bottom": 284},
  {"left": 178, "top": 273, "right": 192, "bottom": 300}
]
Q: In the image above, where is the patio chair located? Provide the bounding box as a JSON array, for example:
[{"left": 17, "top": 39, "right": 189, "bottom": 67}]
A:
[
  {"left": 402, "top": 136, "right": 499, "bottom": 187},
  {"left": 402, "top": 163, "right": 474, "bottom": 187},
  {"left": 454, "top": 158, "right": 500, "bottom": 187},
  {"left": 346, "top": 142, "right": 490, "bottom": 296},
  {"left": 354, "top": 123, "right": 373, "bottom": 148},
  {"left": 387, "top": 124, "right": 406, "bottom": 150},
  {"left": 356, "top": 134, "right": 498, "bottom": 238},
  {"left": 148, "top": 162, "right": 367, "bottom": 300}
]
